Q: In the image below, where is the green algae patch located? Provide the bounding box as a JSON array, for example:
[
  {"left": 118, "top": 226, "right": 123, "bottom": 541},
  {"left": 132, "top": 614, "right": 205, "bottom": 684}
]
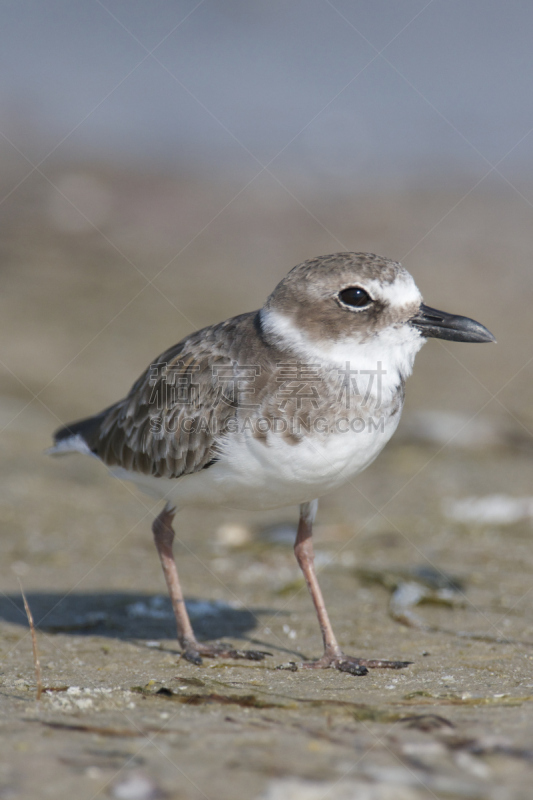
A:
[
  {"left": 131, "top": 682, "right": 403, "bottom": 721},
  {"left": 401, "top": 690, "right": 533, "bottom": 706},
  {"left": 131, "top": 683, "right": 294, "bottom": 709}
]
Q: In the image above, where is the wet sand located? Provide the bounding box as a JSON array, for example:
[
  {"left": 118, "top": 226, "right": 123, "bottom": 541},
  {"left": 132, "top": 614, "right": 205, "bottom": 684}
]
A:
[{"left": 1, "top": 168, "right": 533, "bottom": 799}]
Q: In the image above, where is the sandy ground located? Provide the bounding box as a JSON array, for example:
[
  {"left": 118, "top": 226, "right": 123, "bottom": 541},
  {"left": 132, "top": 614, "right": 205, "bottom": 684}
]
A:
[{"left": 1, "top": 167, "right": 533, "bottom": 799}]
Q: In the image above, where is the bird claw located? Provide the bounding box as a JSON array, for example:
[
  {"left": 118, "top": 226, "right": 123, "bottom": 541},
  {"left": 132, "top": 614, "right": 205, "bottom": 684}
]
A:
[
  {"left": 181, "top": 643, "right": 272, "bottom": 665},
  {"left": 301, "top": 653, "right": 412, "bottom": 676},
  {"left": 182, "top": 648, "right": 203, "bottom": 666},
  {"left": 336, "top": 659, "right": 369, "bottom": 676},
  {"left": 228, "top": 648, "right": 273, "bottom": 661}
]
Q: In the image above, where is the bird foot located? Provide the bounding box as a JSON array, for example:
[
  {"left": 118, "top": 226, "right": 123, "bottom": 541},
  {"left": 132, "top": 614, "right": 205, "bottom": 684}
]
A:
[
  {"left": 300, "top": 652, "right": 412, "bottom": 676},
  {"left": 181, "top": 642, "right": 272, "bottom": 666}
]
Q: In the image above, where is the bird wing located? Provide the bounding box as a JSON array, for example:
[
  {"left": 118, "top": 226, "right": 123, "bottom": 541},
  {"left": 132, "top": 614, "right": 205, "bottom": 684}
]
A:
[{"left": 53, "top": 312, "right": 259, "bottom": 479}]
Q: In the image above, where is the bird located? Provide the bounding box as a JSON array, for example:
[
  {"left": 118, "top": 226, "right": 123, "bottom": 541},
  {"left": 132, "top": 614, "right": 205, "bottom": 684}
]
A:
[{"left": 49, "top": 252, "right": 495, "bottom": 676}]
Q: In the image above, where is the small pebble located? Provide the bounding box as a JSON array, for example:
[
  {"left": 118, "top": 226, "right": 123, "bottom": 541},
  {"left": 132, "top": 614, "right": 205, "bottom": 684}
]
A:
[
  {"left": 112, "top": 772, "right": 161, "bottom": 800},
  {"left": 215, "top": 522, "right": 252, "bottom": 547}
]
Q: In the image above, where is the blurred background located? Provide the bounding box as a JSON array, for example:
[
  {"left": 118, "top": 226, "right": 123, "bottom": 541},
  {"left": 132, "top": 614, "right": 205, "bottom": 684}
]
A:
[
  {"left": 3, "top": 7, "right": 533, "bottom": 795},
  {"left": 1, "top": 0, "right": 533, "bottom": 633}
]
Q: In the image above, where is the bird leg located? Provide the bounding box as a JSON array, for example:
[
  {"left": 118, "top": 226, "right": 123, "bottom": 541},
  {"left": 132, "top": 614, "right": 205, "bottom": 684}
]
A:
[
  {"left": 152, "top": 504, "right": 270, "bottom": 665},
  {"left": 294, "top": 500, "right": 411, "bottom": 676}
]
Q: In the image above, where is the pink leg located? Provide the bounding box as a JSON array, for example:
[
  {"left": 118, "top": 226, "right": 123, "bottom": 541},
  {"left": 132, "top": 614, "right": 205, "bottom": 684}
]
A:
[
  {"left": 294, "top": 501, "right": 411, "bottom": 676},
  {"left": 294, "top": 500, "right": 343, "bottom": 660},
  {"left": 152, "top": 504, "right": 270, "bottom": 665},
  {"left": 152, "top": 504, "right": 197, "bottom": 653}
]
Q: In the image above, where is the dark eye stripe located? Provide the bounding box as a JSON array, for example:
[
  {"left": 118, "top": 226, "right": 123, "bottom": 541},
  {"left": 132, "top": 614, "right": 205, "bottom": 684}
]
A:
[{"left": 339, "top": 287, "right": 372, "bottom": 308}]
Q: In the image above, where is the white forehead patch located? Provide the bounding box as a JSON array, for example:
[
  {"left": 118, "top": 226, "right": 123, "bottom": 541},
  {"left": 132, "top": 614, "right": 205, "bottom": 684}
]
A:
[{"left": 364, "top": 269, "right": 422, "bottom": 308}]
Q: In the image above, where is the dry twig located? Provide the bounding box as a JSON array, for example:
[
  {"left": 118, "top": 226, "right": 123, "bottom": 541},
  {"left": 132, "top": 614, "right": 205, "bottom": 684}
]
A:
[{"left": 19, "top": 582, "right": 42, "bottom": 701}]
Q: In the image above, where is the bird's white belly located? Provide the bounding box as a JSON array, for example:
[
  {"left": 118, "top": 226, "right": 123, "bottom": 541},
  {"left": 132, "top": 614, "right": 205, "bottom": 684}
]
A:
[{"left": 112, "top": 412, "right": 400, "bottom": 511}]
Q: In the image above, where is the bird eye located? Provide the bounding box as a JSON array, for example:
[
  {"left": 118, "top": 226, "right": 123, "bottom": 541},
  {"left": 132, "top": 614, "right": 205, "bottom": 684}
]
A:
[{"left": 338, "top": 286, "right": 372, "bottom": 309}]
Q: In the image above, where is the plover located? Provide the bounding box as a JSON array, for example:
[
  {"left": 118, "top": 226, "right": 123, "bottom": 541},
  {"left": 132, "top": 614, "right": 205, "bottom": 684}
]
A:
[{"left": 50, "top": 253, "right": 495, "bottom": 675}]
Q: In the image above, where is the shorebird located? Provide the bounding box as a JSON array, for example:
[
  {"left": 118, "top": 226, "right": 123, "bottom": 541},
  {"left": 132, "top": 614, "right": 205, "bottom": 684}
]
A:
[{"left": 50, "top": 253, "right": 495, "bottom": 675}]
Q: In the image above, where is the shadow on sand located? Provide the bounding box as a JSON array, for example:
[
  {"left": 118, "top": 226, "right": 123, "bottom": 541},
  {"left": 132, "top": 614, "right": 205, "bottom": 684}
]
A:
[{"left": 0, "top": 591, "right": 282, "bottom": 644}]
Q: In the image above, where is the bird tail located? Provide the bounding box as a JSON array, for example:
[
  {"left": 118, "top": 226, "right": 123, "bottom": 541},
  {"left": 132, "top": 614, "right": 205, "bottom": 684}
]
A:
[{"left": 47, "top": 406, "right": 113, "bottom": 457}]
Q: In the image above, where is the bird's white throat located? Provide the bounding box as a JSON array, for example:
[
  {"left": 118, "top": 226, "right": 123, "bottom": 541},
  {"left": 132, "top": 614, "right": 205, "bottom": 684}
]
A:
[{"left": 260, "top": 307, "right": 425, "bottom": 403}]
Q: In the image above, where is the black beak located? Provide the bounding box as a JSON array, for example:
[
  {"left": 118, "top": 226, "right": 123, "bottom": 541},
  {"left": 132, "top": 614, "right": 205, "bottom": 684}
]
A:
[{"left": 410, "top": 303, "right": 496, "bottom": 343}]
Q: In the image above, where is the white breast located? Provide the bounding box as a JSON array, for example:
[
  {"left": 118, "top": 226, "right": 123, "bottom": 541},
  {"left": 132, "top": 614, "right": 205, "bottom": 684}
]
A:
[
  {"left": 210, "top": 409, "right": 401, "bottom": 509},
  {"left": 112, "top": 403, "right": 401, "bottom": 511}
]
